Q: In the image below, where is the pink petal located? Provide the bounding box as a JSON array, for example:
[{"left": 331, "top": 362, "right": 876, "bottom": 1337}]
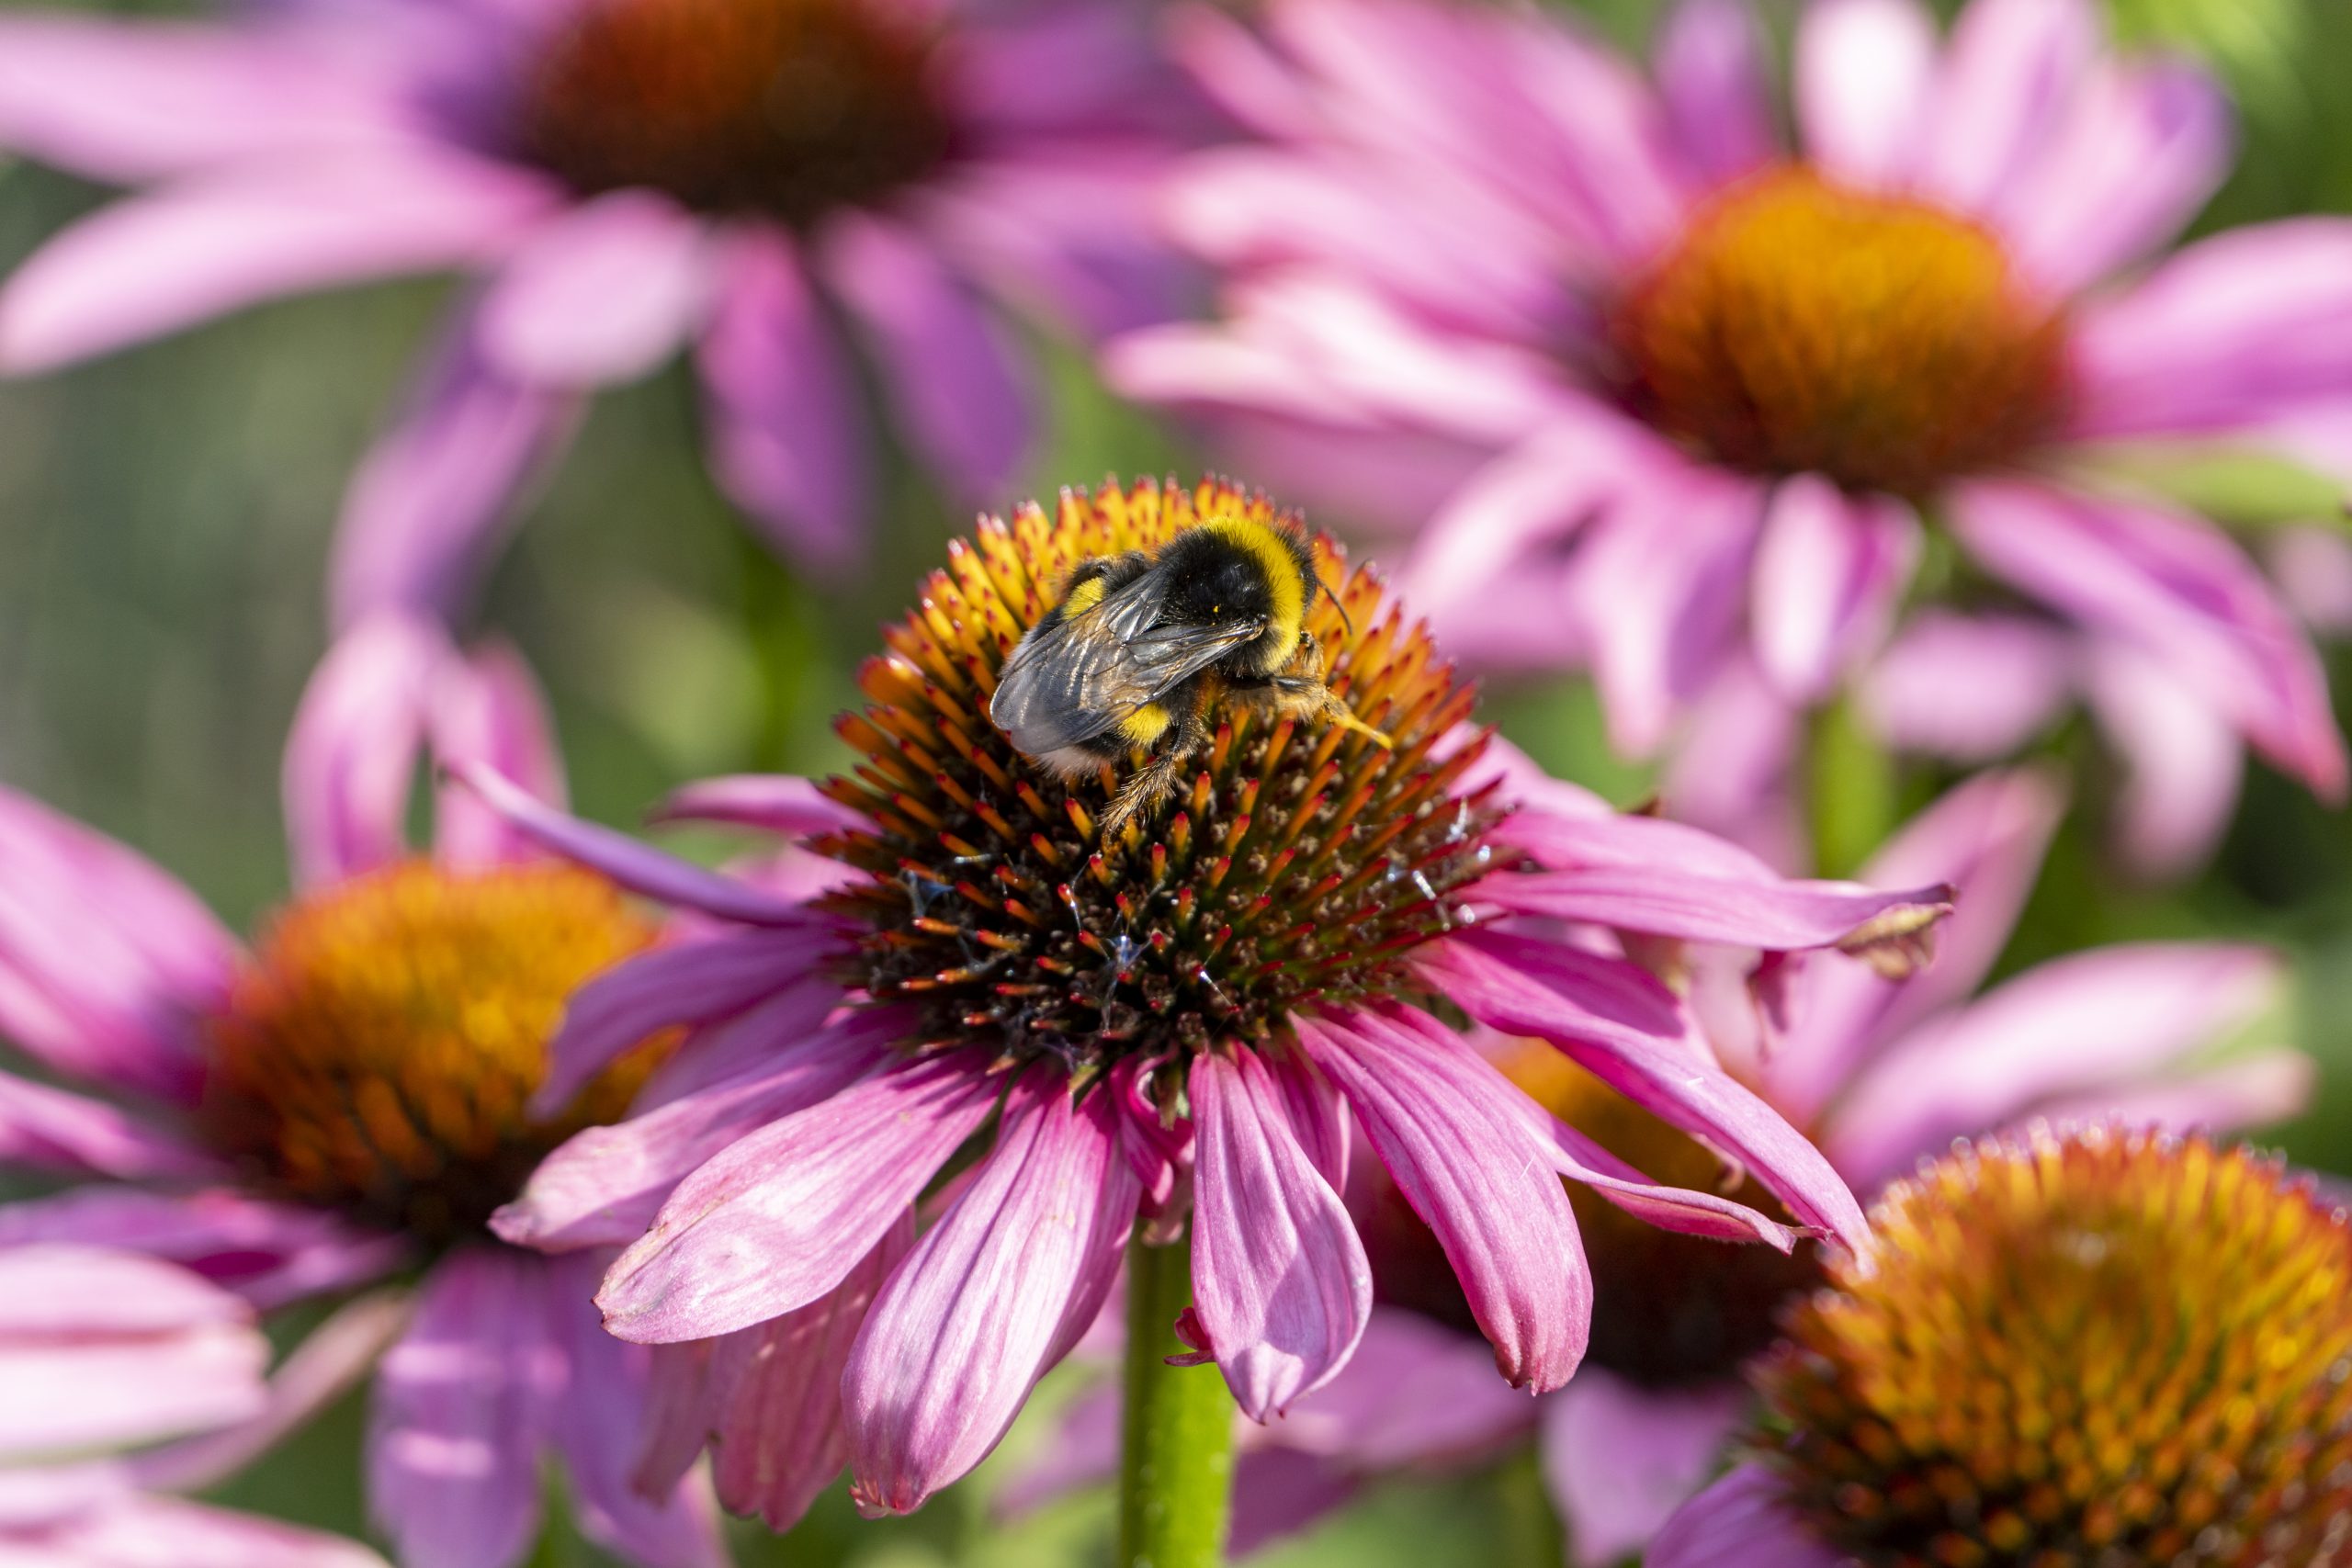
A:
[
  {"left": 446, "top": 761, "right": 811, "bottom": 926},
  {"left": 1948, "top": 479, "right": 2345, "bottom": 796},
  {"left": 477, "top": 191, "right": 711, "bottom": 386},
  {"left": 2029, "top": 1046, "right": 2313, "bottom": 1135},
  {"left": 494, "top": 1003, "right": 897, "bottom": 1253},
  {"left": 1749, "top": 477, "right": 1917, "bottom": 703},
  {"left": 2083, "top": 641, "right": 2245, "bottom": 877},
  {"left": 1187, "top": 1049, "right": 1372, "bottom": 1421},
  {"left": 1913, "top": 0, "right": 2098, "bottom": 214},
  {"left": 1793, "top": 0, "right": 1937, "bottom": 188},
  {"left": 0, "top": 1245, "right": 265, "bottom": 1461},
  {"left": 651, "top": 773, "right": 869, "bottom": 838},
  {"left": 1472, "top": 861, "right": 1951, "bottom": 959},
  {"left": 368, "top": 1247, "right": 559, "bottom": 1568},
  {"left": 597, "top": 1056, "right": 1000, "bottom": 1343},
  {"left": 282, "top": 613, "right": 441, "bottom": 888},
  {"left": 1543, "top": 1371, "right": 1747, "bottom": 1568},
  {"left": 330, "top": 299, "right": 582, "bottom": 628},
  {"left": 1857, "top": 609, "right": 2076, "bottom": 761},
  {"left": 1271, "top": 1306, "right": 1538, "bottom": 1467},
  {"left": 820, "top": 211, "right": 1030, "bottom": 502},
  {"left": 842, "top": 1072, "right": 1137, "bottom": 1515},
  {"left": 1296, "top": 1005, "right": 1590, "bottom": 1393},
  {"left": 0, "top": 1070, "right": 215, "bottom": 1180},
  {"left": 1653, "top": 0, "right": 1778, "bottom": 184},
  {"left": 1532, "top": 1115, "right": 1807, "bottom": 1250},
  {"left": 1660, "top": 659, "right": 1805, "bottom": 874},
  {"left": 1825, "top": 942, "right": 2287, "bottom": 1185},
  {"left": 0, "top": 1187, "right": 405, "bottom": 1310},
  {"left": 427, "top": 640, "right": 566, "bottom": 873},
  {"left": 1421, "top": 931, "right": 1867, "bottom": 1248},
  {"left": 1647, "top": 1464, "right": 1841, "bottom": 1568},
  {"left": 34, "top": 1495, "right": 390, "bottom": 1568},
  {"left": 696, "top": 229, "right": 869, "bottom": 575},
  {"left": 0, "top": 153, "right": 553, "bottom": 372}
]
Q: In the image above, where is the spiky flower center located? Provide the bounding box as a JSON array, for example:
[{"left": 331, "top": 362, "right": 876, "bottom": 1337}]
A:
[
  {"left": 201, "top": 862, "right": 667, "bottom": 1247},
  {"left": 519, "top": 0, "right": 953, "bottom": 226},
  {"left": 1756, "top": 1127, "right": 2352, "bottom": 1567},
  {"left": 1612, "top": 168, "right": 2069, "bottom": 496},
  {"left": 1493, "top": 1043, "right": 1821, "bottom": 1386},
  {"left": 808, "top": 478, "right": 1505, "bottom": 1075}
]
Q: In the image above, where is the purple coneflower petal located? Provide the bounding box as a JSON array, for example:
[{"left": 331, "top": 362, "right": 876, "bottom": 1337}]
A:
[
  {"left": 35, "top": 1495, "right": 390, "bottom": 1568},
  {"left": 1652, "top": 0, "right": 1777, "bottom": 185},
  {"left": 650, "top": 773, "right": 869, "bottom": 838},
  {"left": 1187, "top": 1049, "right": 1371, "bottom": 1420},
  {"left": 1422, "top": 932, "right": 1867, "bottom": 1248},
  {"left": 0, "top": 1187, "right": 406, "bottom": 1310},
  {"left": 496, "top": 1005, "right": 899, "bottom": 1253},
  {"left": 597, "top": 1056, "right": 1001, "bottom": 1343},
  {"left": 1793, "top": 0, "right": 1936, "bottom": 188},
  {"left": 330, "top": 301, "right": 581, "bottom": 629},
  {"left": 1532, "top": 1115, "right": 1805, "bottom": 1251},
  {"left": 1647, "top": 1463, "right": 1842, "bottom": 1568},
  {"left": 1749, "top": 476, "right": 1917, "bottom": 704},
  {"left": 0, "top": 152, "right": 553, "bottom": 373},
  {"left": 429, "top": 640, "right": 566, "bottom": 873},
  {"left": 477, "top": 191, "right": 712, "bottom": 387},
  {"left": 1912, "top": 0, "right": 2097, "bottom": 214},
  {"left": 282, "top": 614, "right": 438, "bottom": 889},
  {"left": 1858, "top": 609, "right": 2076, "bottom": 761},
  {"left": 1543, "top": 1371, "right": 1749, "bottom": 1568},
  {"left": 842, "top": 1072, "right": 1136, "bottom": 1516},
  {"left": 2082, "top": 643, "right": 2246, "bottom": 877},
  {"left": 1296, "top": 1006, "right": 1590, "bottom": 1393},
  {"left": 2028, "top": 1047, "right": 2313, "bottom": 1136},
  {"left": 0, "top": 1070, "right": 217, "bottom": 1181},
  {"left": 368, "top": 1247, "right": 559, "bottom": 1568}
]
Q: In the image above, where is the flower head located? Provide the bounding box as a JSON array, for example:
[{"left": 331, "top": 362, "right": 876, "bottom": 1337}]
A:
[
  {"left": 472, "top": 475, "right": 1958, "bottom": 1519},
  {"left": 1116, "top": 0, "right": 2352, "bottom": 872},
  {"left": 0, "top": 0, "right": 1193, "bottom": 622},
  {"left": 1653, "top": 1125, "right": 2352, "bottom": 1567},
  {"left": 0, "top": 615, "right": 720, "bottom": 1568}
]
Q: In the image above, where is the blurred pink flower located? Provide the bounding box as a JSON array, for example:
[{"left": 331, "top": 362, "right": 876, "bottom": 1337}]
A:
[
  {"left": 0, "top": 1244, "right": 393, "bottom": 1568},
  {"left": 0, "top": 616, "right": 726, "bottom": 1568},
  {"left": 456, "top": 479, "right": 1955, "bottom": 1521},
  {"left": 1017, "top": 768, "right": 2305, "bottom": 1563},
  {"left": 0, "top": 0, "right": 1193, "bottom": 621},
  {"left": 1115, "top": 0, "right": 2352, "bottom": 869}
]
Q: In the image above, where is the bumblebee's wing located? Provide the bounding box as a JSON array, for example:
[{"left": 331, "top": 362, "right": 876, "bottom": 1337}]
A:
[{"left": 991, "top": 574, "right": 1260, "bottom": 755}]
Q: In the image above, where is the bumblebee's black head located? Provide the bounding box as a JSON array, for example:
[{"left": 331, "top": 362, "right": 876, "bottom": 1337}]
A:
[{"left": 1158, "top": 517, "right": 1317, "bottom": 675}]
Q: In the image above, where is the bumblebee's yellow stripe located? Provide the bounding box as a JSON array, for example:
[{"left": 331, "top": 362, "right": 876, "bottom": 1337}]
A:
[
  {"left": 1120, "top": 703, "right": 1172, "bottom": 745},
  {"left": 1060, "top": 575, "right": 1109, "bottom": 615},
  {"left": 1201, "top": 516, "right": 1306, "bottom": 660}
]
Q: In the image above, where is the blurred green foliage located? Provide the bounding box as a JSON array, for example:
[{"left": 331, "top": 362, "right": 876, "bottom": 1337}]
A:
[{"left": 3, "top": 0, "right": 2352, "bottom": 1565}]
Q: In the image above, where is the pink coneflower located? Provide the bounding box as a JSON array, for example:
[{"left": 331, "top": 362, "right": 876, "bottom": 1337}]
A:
[
  {"left": 463, "top": 475, "right": 1955, "bottom": 1523},
  {"left": 0, "top": 1245, "right": 392, "bottom": 1568},
  {"left": 1113, "top": 0, "right": 2352, "bottom": 872},
  {"left": 0, "top": 615, "right": 722, "bottom": 1568},
  {"left": 0, "top": 0, "right": 1190, "bottom": 622},
  {"left": 1651, "top": 1126, "right": 2352, "bottom": 1567},
  {"left": 1004, "top": 766, "right": 2310, "bottom": 1562}
]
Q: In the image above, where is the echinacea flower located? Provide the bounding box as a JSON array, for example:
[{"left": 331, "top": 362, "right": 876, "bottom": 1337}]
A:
[
  {"left": 1114, "top": 0, "right": 2352, "bottom": 872},
  {"left": 465, "top": 475, "right": 1955, "bottom": 1520},
  {"left": 0, "top": 0, "right": 1191, "bottom": 623},
  {"left": 1002, "top": 765, "right": 2310, "bottom": 1562},
  {"left": 0, "top": 1245, "right": 393, "bottom": 1568},
  {"left": 0, "top": 615, "right": 722, "bottom": 1568},
  {"left": 1650, "top": 1124, "right": 2352, "bottom": 1567}
]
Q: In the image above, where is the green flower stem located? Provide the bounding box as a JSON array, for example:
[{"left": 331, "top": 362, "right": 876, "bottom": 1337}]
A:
[
  {"left": 1806, "top": 692, "right": 1899, "bottom": 880},
  {"left": 1118, "top": 1232, "right": 1234, "bottom": 1568}
]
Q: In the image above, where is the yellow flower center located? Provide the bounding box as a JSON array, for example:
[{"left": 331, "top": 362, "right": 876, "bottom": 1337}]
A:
[
  {"left": 1612, "top": 168, "right": 2069, "bottom": 496},
  {"left": 200, "top": 862, "right": 668, "bottom": 1247},
  {"left": 1757, "top": 1127, "right": 2352, "bottom": 1566},
  {"left": 518, "top": 0, "right": 954, "bottom": 225}
]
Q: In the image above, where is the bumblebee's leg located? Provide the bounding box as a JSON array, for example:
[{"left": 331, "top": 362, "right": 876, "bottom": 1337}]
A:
[
  {"left": 1229, "top": 633, "right": 1394, "bottom": 747},
  {"left": 1100, "top": 697, "right": 1209, "bottom": 840}
]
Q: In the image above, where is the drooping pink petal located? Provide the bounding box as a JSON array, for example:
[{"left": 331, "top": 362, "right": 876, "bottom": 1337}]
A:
[
  {"left": 1187, "top": 1049, "right": 1371, "bottom": 1421},
  {"left": 0, "top": 153, "right": 554, "bottom": 372},
  {"left": 1543, "top": 1370, "right": 1748, "bottom": 1568},
  {"left": 368, "top": 1247, "right": 559, "bottom": 1568},
  {"left": 1913, "top": 0, "right": 2098, "bottom": 215},
  {"left": 1647, "top": 1463, "right": 1844, "bottom": 1568},
  {"left": 428, "top": 640, "right": 566, "bottom": 873},
  {"left": 282, "top": 613, "right": 441, "bottom": 889},
  {"left": 494, "top": 1003, "right": 897, "bottom": 1253},
  {"left": 1749, "top": 477, "right": 1917, "bottom": 704},
  {"left": 0, "top": 787, "right": 234, "bottom": 1103},
  {"left": 477, "top": 190, "right": 712, "bottom": 387},
  {"left": 1653, "top": 0, "right": 1777, "bottom": 184},
  {"left": 1421, "top": 931, "right": 1867, "bottom": 1248},
  {"left": 447, "top": 761, "right": 811, "bottom": 926},
  {"left": 2083, "top": 641, "right": 2245, "bottom": 877},
  {"left": 0, "top": 1070, "right": 216, "bottom": 1180},
  {"left": 695, "top": 229, "right": 869, "bottom": 573},
  {"left": 0, "top": 1186, "right": 406, "bottom": 1310},
  {"left": 1792, "top": 0, "right": 1937, "bottom": 188},
  {"left": 1295, "top": 1005, "right": 1590, "bottom": 1393},
  {"left": 1660, "top": 659, "right": 1805, "bottom": 874},
  {"left": 32, "top": 1495, "right": 390, "bottom": 1568},
  {"left": 1825, "top": 942, "right": 2287, "bottom": 1185},
  {"left": 1532, "top": 1115, "right": 1806, "bottom": 1250},
  {"left": 1947, "top": 479, "right": 2345, "bottom": 797},
  {"left": 842, "top": 1072, "right": 1137, "bottom": 1515},
  {"left": 820, "top": 212, "right": 1030, "bottom": 502},
  {"left": 597, "top": 1055, "right": 1001, "bottom": 1343},
  {"left": 1857, "top": 610, "right": 2076, "bottom": 762},
  {"left": 0, "top": 1245, "right": 265, "bottom": 1461},
  {"left": 651, "top": 773, "right": 869, "bottom": 838},
  {"left": 330, "top": 299, "right": 582, "bottom": 628}
]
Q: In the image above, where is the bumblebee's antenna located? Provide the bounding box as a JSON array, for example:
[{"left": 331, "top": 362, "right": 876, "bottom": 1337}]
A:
[{"left": 1317, "top": 574, "right": 1355, "bottom": 637}]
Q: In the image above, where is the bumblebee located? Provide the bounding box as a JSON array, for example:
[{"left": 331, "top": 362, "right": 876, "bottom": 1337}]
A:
[{"left": 989, "top": 512, "right": 1391, "bottom": 837}]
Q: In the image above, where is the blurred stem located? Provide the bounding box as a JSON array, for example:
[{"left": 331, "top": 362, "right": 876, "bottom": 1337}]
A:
[
  {"left": 1494, "top": 1446, "right": 1566, "bottom": 1568},
  {"left": 1806, "top": 693, "right": 1898, "bottom": 880},
  {"left": 1118, "top": 1233, "right": 1232, "bottom": 1568},
  {"left": 737, "top": 534, "right": 809, "bottom": 772}
]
